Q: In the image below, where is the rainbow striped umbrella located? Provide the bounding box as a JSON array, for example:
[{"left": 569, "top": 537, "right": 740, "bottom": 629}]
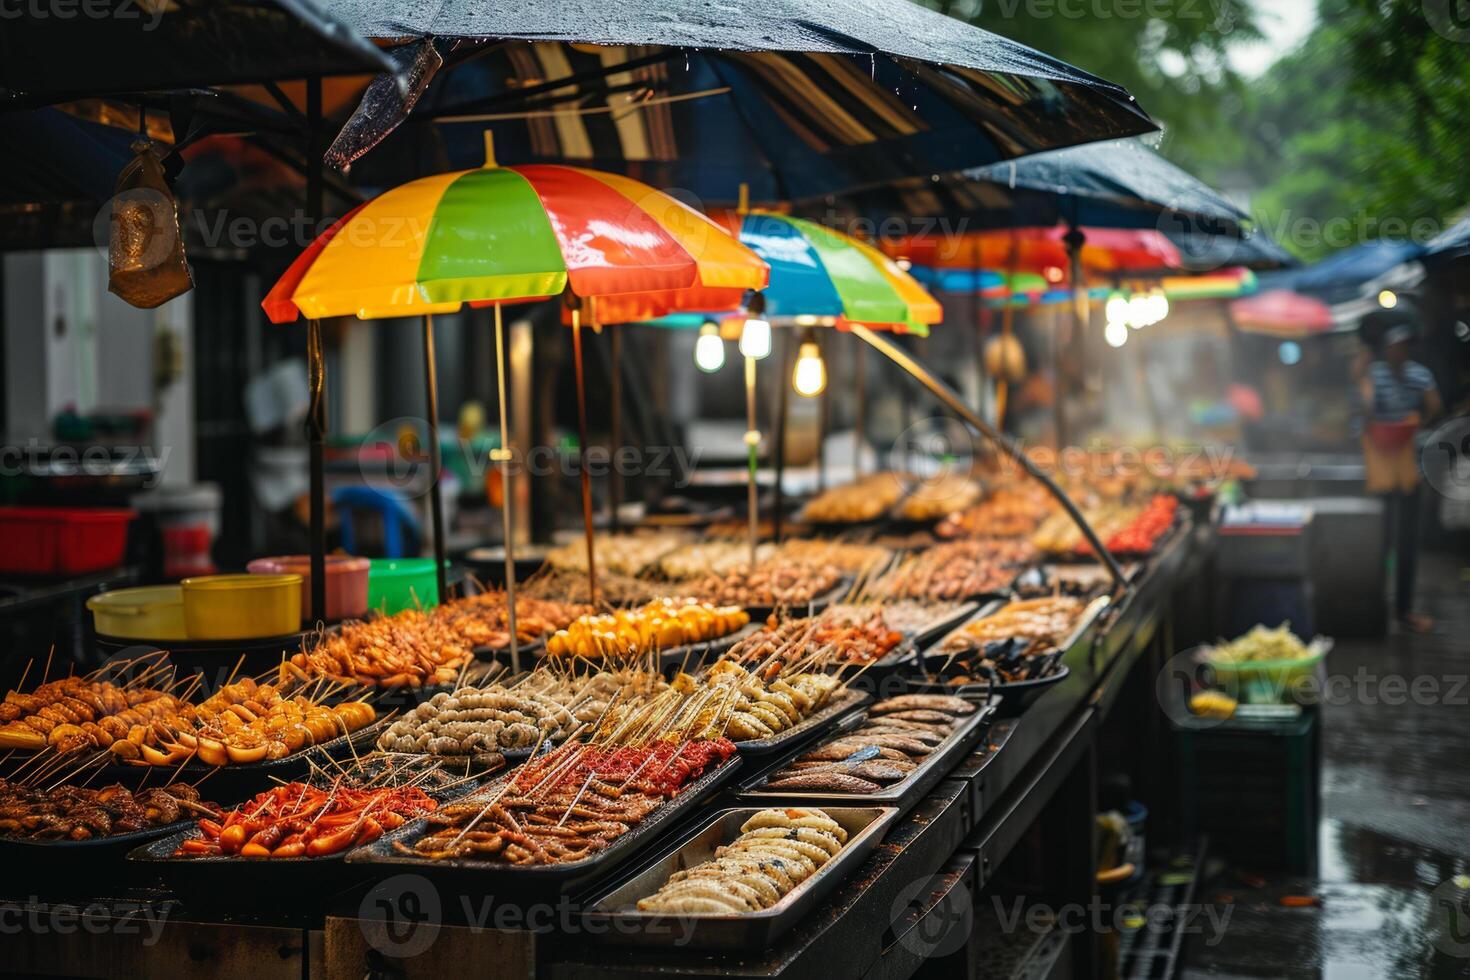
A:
[
  {"left": 264, "top": 158, "right": 767, "bottom": 325},
  {"left": 263, "top": 146, "right": 768, "bottom": 635},
  {"left": 729, "top": 212, "right": 941, "bottom": 334}
]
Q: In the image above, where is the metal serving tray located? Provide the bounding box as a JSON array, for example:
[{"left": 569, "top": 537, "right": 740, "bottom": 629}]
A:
[
  {"left": 344, "top": 755, "right": 743, "bottom": 901},
  {"left": 579, "top": 805, "right": 900, "bottom": 950},
  {"left": 735, "top": 699, "right": 995, "bottom": 814},
  {"left": 126, "top": 776, "right": 483, "bottom": 912},
  {"left": 730, "top": 688, "right": 870, "bottom": 756},
  {"left": 1, "top": 817, "right": 196, "bottom": 895}
]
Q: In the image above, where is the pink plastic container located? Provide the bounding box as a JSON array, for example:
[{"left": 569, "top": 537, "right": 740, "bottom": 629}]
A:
[{"left": 246, "top": 554, "right": 370, "bottom": 623}]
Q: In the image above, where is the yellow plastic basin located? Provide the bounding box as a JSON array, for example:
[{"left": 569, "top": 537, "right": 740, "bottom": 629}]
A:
[
  {"left": 181, "top": 573, "right": 302, "bottom": 640},
  {"left": 87, "top": 586, "right": 188, "bottom": 641}
]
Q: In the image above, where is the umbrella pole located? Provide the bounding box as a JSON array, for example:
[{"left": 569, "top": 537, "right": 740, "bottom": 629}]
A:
[
  {"left": 773, "top": 333, "right": 791, "bottom": 543},
  {"left": 609, "top": 326, "right": 622, "bottom": 533},
  {"left": 1062, "top": 224, "right": 1088, "bottom": 449},
  {"left": 745, "top": 354, "right": 759, "bottom": 568},
  {"left": 305, "top": 76, "right": 327, "bottom": 625},
  {"left": 306, "top": 318, "right": 327, "bottom": 624},
  {"left": 817, "top": 333, "right": 828, "bottom": 492},
  {"left": 850, "top": 323, "right": 1128, "bottom": 592},
  {"left": 422, "top": 314, "right": 449, "bottom": 605},
  {"left": 853, "top": 339, "right": 865, "bottom": 478},
  {"left": 493, "top": 303, "right": 520, "bottom": 673},
  {"left": 571, "top": 308, "right": 598, "bottom": 604}
]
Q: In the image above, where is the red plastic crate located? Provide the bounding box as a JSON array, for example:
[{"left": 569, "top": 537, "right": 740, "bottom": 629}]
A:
[{"left": 0, "top": 507, "right": 135, "bottom": 576}]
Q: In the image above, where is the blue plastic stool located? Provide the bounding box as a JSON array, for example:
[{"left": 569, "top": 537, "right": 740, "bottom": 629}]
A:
[{"left": 332, "top": 486, "right": 422, "bottom": 558}]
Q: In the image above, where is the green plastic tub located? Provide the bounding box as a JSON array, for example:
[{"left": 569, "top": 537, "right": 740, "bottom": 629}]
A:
[{"left": 367, "top": 558, "right": 444, "bottom": 615}]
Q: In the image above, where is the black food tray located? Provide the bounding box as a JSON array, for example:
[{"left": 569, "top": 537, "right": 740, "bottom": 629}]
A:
[
  {"left": 742, "top": 578, "right": 853, "bottom": 624},
  {"left": 125, "top": 778, "right": 483, "bottom": 913},
  {"left": 344, "top": 756, "right": 743, "bottom": 901},
  {"left": 0, "top": 818, "right": 196, "bottom": 895},
  {"left": 579, "top": 805, "right": 899, "bottom": 950},
  {"left": 736, "top": 699, "right": 995, "bottom": 815}
]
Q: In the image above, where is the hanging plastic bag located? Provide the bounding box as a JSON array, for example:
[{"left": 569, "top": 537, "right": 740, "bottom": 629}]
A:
[{"left": 107, "top": 137, "right": 193, "bottom": 309}]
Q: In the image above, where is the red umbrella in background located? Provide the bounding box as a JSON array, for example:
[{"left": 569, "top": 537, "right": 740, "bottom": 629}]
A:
[
  {"left": 886, "top": 226, "right": 1182, "bottom": 279},
  {"left": 1229, "top": 289, "right": 1335, "bottom": 337}
]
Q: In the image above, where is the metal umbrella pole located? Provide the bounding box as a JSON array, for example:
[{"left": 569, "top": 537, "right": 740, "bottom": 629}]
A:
[
  {"left": 1061, "top": 222, "right": 1089, "bottom": 448},
  {"left": 305, "top": 76, "right": 327, "bottom": 624},
  {"left": 853, "top": 338, "right": 865, "bottom": 478},
  {"left": 744, "top": 352, "right": 760, "bottom": 568},
  {"left": 422, "top": 314, "right": 449, "bottom": 605},
  {"left": 570, "top": 300, "right": 599, "bottom": 604},
  {"left": 773, "top": 331, "right": 791, "bottom": 543},
  {"left": 850, "top": 323, "right": 1129, "bottom": 591},
  {"left": 609, "top": 327, "right": 623, "bottom": 533},
  {"left": 492, "top": 303, "right": 520, "bottom": 672},
  {"left": 306, "top": 318, "right": 327, "bottom": 622}
]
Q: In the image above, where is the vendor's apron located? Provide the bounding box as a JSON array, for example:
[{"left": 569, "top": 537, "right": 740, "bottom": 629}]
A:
[{"left": 1362, "top": 418, "right": 1420, "bottom": 494}]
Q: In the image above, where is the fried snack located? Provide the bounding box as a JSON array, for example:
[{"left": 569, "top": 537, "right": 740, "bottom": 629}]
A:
[
  {"left": 685, "top": 560, "right": 843, "bottom": 610},
  {"left": 0, "top": 676, "right": 189, "bottom": 754},
  {"left": 898, "top": 473, "right": 982, "bottom": 522},
  {"left": 431, "top": 592, "right": 590, "bottom": 650},
  {"left": 286, "top": 609, "right": 473, "bottom": 688},
  {"left": 120, "top": 677, "right": 378, "bottom": 767},
  {"left": 726, "top": 609, "right": 903, "bottom": 669},
  {"left": 657, "top": 541, "right": 776, "bottom": 580},
  {"left": 402, "top": 738, "right": 737, "bottom": 865},
  {"left": 799, "top": 472, "right": 908, "bottom": 524},
  {"left": 376, "top": 668, "right": 667, "bottom": 756},
  {"left": 936, "top": 485, "right": 1056, "bottom": 539},
  {"left": 677, "top": 661, "right": 840, "bottom": 743},
  {"left": 546, "top": 533, "right": 686, "bottom": 577},
  {"left": 173, "top": 782, "right": 435, "bottom": 858},
  {"left": 634, "top": 808, "right": 848, "bottom": 914},
  {"left": 772, "top": 540, "right": 892, "bottom": 577},
  {"left": 865, "top": 539, "right": 1035, "bottom": 602},
  {"left": 0, "top": 780, "right": 219, "bottom": 841},
  {"left": 544, "top": 598, "right": 749, "bottom": 660}
]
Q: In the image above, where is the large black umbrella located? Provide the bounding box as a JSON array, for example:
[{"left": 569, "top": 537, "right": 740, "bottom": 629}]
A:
[
  {"left": 312, "top": 0, "right": 1157, "bottom": 203},
  {"left": 1, "top": 0, "right": 395, "bottom": 105}
]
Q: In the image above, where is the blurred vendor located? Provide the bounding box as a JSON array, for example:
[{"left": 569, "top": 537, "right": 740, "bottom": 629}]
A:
[{"left": 1353, "top": 316, "right": 1442, "bottom": 632}]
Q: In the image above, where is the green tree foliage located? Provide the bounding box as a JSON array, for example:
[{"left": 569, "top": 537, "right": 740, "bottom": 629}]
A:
[
  {"left": 1230, "top": 0, "right": 1470, "bottom": 259},
  {"left": 930, "top": 0, "right": 1470, "bottom": 261}
]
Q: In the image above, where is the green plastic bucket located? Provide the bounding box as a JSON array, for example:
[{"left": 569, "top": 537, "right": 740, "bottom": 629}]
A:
[{"left": 367, "top": 558, "right": 444, "bottom": 614}]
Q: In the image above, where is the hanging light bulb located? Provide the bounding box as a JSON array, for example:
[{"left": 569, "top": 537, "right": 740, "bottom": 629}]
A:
[
  {"left": 792, "top": 336, "right": 827, "bottom": 397},
  {"left": 694, "top": 321, "right": 726, "bottom": 373},
  {"left": 1127, "top": 294, "right": 1151, "bottom": 329},
  {"left": 1105, "top": 319, "right": 1129, "bottom": 348},
  {"left": 1146, "top": 289, "right": 1169, "bottom": 324},
  {"left": 1105, "top": 290, "right": 1129, "bottom": 325},
  {"left": 739, "top": 317, "right": 772, "bottom": 359}
]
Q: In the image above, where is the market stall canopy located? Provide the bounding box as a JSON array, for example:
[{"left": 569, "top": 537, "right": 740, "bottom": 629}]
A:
[
  {"left": 1258, "top": 240, "right": 1425, "bottom": 306},
  {"left": 839, "top": 137, "right": 1291, "bottom": 270},
  {"left": 0, "top": 0, "right": 397, "bottom": 105},
  {"left": 1422, "top": 216, "right": 1470, "bottom": 266},
  {"left": 962, "top": 137, "right": 1247, "bottom": 234},
  {"left": 313, "top": 0, "right": 1156, "bottom": 203}
]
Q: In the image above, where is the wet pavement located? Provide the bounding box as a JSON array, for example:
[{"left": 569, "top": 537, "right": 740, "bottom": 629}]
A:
[{"left": 1181, "top": 552, "right": 1470, "bottom": 979}]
